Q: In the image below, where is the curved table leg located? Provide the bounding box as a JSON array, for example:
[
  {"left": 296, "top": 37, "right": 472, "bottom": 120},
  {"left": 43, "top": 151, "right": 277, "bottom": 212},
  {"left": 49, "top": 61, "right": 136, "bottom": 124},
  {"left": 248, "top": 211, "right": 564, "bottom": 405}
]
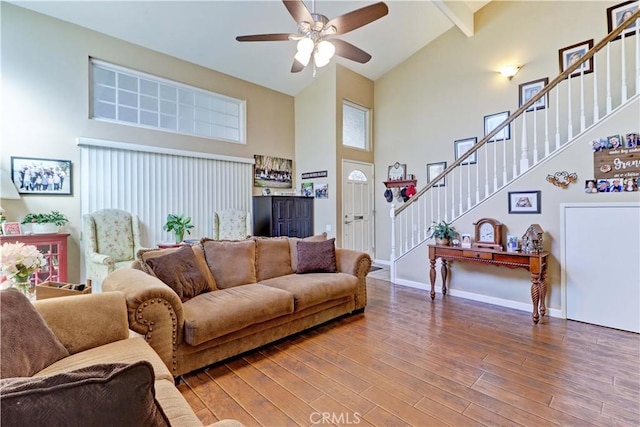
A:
[
  {"left": 539, "top": 267, "right": 547, "bottom": 317},
  {"left": 429, "top": 258, "right": 436, "bottom": 300},
  {"left": 530, "top": 272, "right": 541, "bottom": 324},
  {"left": 441, "top": 259, "right": 448, "bottom": 295}
]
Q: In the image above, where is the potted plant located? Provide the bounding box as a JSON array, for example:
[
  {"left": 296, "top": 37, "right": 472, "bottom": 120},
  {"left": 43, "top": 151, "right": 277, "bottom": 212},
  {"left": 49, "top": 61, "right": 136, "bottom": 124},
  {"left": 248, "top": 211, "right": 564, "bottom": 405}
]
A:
[
  {"left": 427, "top": 220, "right": 457, "bottom": 246},
  {"left": 21, "top": 211, "right": 69, "bottom": 234},
  {"left": 163, "top": 213, "right": 194, "bottom": 243}
]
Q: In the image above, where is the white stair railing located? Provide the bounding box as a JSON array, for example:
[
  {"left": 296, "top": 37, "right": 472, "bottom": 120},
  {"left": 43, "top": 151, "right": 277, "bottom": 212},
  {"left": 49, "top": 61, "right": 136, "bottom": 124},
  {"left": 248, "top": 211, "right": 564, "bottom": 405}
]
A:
[{"left": 390, "top": 11, "right": 640, "bottom": 281}]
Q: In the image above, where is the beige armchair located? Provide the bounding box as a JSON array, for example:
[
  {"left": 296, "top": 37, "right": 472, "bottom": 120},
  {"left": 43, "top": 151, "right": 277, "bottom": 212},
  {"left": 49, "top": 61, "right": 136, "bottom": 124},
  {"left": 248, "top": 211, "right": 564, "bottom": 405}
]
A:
[
  {"left": 212, "top": 209, "right": 252, "bottom": 240},
  {"left": 83, "top": 209, "right": 144, "bottom": 284}
]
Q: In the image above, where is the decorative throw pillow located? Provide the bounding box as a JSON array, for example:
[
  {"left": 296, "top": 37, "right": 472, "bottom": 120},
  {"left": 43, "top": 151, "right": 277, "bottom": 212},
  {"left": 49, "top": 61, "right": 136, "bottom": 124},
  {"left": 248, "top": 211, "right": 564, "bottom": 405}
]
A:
[
  {"left": 0, "top": 362, "right": 169, "bottom": 426},
  {"left": 289, "top": 232, "right": 328, "bottom": 273},
  {"left": 296, "top": 238, "right": 338, "bottom": 274},
  {"left": 0, "top": 288, "right": 69, "bottom": 378},
  {"left": 144, "top": 246, "right": 212, "bottom": 302},
  {"left": 255, "top": 237, "right": 293, "bottom": 281},
  {"left": 201, "top": 239, "right": 257, "bottom": 288}
]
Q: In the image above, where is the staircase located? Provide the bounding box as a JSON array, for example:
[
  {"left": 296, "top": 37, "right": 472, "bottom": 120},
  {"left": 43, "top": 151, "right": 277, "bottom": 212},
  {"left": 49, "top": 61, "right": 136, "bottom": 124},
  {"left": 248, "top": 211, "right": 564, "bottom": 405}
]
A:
[{"left": 390, "top": 10, "right": 640, "bottom": 282}]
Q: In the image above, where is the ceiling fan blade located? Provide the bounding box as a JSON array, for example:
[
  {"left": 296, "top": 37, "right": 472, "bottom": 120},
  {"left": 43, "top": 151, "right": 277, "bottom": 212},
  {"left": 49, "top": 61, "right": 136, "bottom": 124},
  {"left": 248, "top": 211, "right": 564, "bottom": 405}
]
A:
[
  {"left": 236, "top": 34, "right": 292, "bottom": 42},
  {"left": 326, "top": 2, "right": 389, "bottom": 35},
  {"left": 283, "top": 0, "right": 313, "bottom": 25},
  {"left": 291, "top": 59, "right": 305, "bottom": 73},
  {"left": 332, "top": 39, "right": 372, "bottom": 64}
]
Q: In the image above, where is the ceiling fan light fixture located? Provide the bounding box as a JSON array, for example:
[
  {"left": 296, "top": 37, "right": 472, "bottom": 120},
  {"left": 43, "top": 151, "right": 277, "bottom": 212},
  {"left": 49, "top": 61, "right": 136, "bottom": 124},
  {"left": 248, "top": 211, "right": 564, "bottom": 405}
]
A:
[
  {"left": 296, "top": 37, "right": 314, "bottom": 54},
  {"left": 314, "top": 40, "right": 335, "bottom": 67},
  {"left": 294, "top": 50, "right": 311, "bottom": 66}
]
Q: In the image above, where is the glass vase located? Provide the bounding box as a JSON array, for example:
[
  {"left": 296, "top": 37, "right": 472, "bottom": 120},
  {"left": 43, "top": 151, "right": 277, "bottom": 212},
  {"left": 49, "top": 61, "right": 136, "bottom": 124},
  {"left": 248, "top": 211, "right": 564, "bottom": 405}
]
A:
[{"left": 11, "top": 277, "right": 35, "bottom": 301}]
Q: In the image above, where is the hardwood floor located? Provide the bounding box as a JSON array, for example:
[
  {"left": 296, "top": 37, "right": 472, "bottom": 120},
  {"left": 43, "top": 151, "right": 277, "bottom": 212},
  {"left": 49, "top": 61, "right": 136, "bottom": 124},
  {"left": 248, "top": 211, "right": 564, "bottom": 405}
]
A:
[{"left": 179, "top": 276, "right": 640, "bottom": 426}]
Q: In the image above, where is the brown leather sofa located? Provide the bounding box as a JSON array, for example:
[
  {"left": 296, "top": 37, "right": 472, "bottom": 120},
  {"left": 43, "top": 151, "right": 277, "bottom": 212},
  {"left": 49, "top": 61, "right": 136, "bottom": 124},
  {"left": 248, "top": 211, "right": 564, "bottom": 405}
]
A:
[{"left": 103, "top": 236, "right": 371, "bottom": 377}]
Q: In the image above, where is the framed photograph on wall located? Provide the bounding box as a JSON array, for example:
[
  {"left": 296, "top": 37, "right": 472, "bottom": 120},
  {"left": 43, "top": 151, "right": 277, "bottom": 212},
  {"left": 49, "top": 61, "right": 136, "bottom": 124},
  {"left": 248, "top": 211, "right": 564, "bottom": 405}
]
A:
[
  {"left": 253, "top": 155, "right": 293, "bottom": 188},
  {"left": 11, "top": 156, "right": 72, "bottom": 196},
  {"left": 484, "top": 111, "right": 511, "bottom": 142},
  {"left": 315, "top": 183, "right": 328, "bottom": 198},
  {"left": 508, "top": 190, "right": 541, "bottom": 214},
  {"left": 607, "top": 0, "right": 639, "bottom": 40},
  {"left": 454, "top": 138, "right": 477, "bottom": 165},
  {"left": 301, "top": 182, "right": 314, "bottom": 197},
  {"left": 427, "top": 162, "right": 447, "bottom": 187},
  {"left": 519, "top": 78, "right": 549, "bottom": 112},
  {"left": 558, "top": 39, "right": 594, "bottom": 77}
]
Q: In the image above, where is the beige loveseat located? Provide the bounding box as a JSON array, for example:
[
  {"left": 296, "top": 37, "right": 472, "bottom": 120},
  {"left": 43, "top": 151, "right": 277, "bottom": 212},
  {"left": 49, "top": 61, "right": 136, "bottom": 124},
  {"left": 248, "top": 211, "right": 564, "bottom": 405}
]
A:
[
  {"left": 0, "top": 290, "right": 239, "bottom": 427},
  {"left": 103, "top": 236, "right": 371, "bottom": 377}
]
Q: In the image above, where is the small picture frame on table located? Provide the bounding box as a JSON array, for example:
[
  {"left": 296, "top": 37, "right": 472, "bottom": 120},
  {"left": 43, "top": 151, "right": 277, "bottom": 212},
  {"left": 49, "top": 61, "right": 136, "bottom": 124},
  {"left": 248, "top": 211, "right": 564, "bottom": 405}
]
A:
[
  {"left": 1, "top": 222, "right": 22, "bottom": 236},
  {"left": 519, "top": 78, "right": 549, "bottom": 112},
  {"left": 607, "top": 0, "right": 639, "bottom": 40},
  {"left": 508, "top": 190, "right": 541, "bottom": 214},
  {"left": 460, "top": 233, "right": 472, "bottom": 248},
  {"left": 558, "top": 39, "right": 594, "bottom": 77},
  {"left": 506, "top": 235, "right": 519, "bottom": 252},
  {"left": 484, "top": 111, "right": 511, "bottom": 142},
  {"left": 454, "top": 138, "right": 477, "bottom": 165}
]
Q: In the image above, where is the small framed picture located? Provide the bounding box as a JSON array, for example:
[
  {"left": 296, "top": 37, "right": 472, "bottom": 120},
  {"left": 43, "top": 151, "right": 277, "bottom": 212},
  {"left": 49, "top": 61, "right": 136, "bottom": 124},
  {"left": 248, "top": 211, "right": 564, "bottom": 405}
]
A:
[
  {"left": 506, "top": 235, "right": 519, "bottom": 252},
  {"left": 519, "top": 78, "right": 549, "bottom": 112},
  {"left": 454, "top": 137, "right": 478, "bottom": 165},
  {"left": 261, "top": 188, "right": 271, "bottom": 196},
  {"left": 301, "top": 182, "right": 314, "bottom": 197},
  {"left": 558, "top": 39, "right": 594, "bottom": 77},
  {"left": 1, "top": 222, "right": 22, "bottom": 236},
  {"left": 626, "top": 132, "right": 639, "bottom": 147},
  {"left": 11, "top": 156, "right": 72, "bottom": 196},
  {"left": 508, "top": 190, "right": 541, "bottom": 214},
  {"left": 585, "top": 179, "right": 598, "bottom": 193},
  {"left": 484, "top": 111, "right": 511, "bottom": 142},
  {"left": 608, "top": 134, "right": 624, "bottom": 149},
  {"left": 387, "top": 162, "right": 407, "bottom": 181},
  {"left": 315, "top": 183, "right": 328, "bottom": 198},
  {"left": 607, "top": 0, "right": 639, "bottom": 40},
  {"left": 460, "top": 233, "right": 472, "bottom": 248},
  {"left": 427, "top": 162, "right": 447, "bottom": 187}
]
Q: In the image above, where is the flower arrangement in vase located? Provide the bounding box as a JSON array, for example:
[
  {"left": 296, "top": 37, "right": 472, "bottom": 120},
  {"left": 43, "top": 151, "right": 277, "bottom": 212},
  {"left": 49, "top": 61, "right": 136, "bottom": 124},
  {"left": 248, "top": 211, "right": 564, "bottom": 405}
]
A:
[{"left": 1, "top": 242, "right": 44, "bottom": 299}]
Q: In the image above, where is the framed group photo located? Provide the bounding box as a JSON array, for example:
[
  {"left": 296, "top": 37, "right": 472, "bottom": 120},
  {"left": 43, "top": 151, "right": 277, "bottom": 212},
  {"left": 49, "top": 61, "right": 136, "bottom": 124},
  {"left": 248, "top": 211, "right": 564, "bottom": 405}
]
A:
[
  {"left": 519, "top": 78, "right": 549, "bottom": 112},
  {"left": 484, "top": 111, "right": 511, "bottom": 142},
  {"left": 559, "top": 39, "right": 594, "bottom": 77},
  {"left": 508, "top": 190, "right": 541, "bottom": 214},
  {"left": 426, "top": 162, "right": 447, "bottom": 187},
  {"left": 607, "top": 0, "right": 639, "bottom": 39},
  {"left": 11, "top": 156, "right": 72, "bottom": 196},
  {"left": 454, "top": 137, "right": 478, "bottom": 165}
]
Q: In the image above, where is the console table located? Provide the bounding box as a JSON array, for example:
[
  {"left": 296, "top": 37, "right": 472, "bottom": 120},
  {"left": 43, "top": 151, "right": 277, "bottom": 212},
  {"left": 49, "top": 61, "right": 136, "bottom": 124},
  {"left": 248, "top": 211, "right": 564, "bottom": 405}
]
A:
[
  {"left": 0, "top": 233, "right": 69, "bottom": 284},
  {"left": 427, "top": 244, "right": 549, "bottom": 324}
]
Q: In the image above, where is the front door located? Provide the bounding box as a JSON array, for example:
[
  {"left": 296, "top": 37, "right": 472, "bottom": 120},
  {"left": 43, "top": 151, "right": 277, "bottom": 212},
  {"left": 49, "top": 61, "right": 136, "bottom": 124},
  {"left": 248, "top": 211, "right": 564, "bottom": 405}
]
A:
[{"left": 342, "top": 160, "right": 374, "bottom": 256}]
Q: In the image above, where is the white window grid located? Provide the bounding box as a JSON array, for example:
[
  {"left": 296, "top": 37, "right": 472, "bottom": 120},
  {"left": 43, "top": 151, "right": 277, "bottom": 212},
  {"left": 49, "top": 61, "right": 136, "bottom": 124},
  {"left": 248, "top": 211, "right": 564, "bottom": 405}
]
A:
[{"left": 91, "top": 59, "right": 246, "bottom": 144}]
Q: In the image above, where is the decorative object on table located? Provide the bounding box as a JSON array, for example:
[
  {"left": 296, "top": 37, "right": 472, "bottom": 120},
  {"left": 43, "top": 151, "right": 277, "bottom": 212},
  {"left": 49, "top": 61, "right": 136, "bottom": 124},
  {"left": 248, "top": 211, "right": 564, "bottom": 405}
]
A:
[
  {"left": 506, "top": 235, "right": 519, "bottom": 252},
  {"left": 460, "top": 233, "right": 472, "bottom": 248},
  {"left": 35, "top": 281, "right": 92, "bottom": 300},
  {"left": 427, "top": 162, "right": 446, "bottom": 187},
  {"left": 451, "top": 238, "right": 460, "bottom": 247},
  {"left": 1, "top": 222, "right": 22, "bottom": 236},
  {"left": 607, "top": 1, "right": 640, "bottom": 41},
  {"left": 10, "top": 156, "right": 72, "bottom": 196},
  {"left": 472, "top": 218, "right": 504, "bottom": 250},
  {"left": 21, "top": 211, "right": 69, "bottom": 234},
  {"left": 521, "top": 224, "right": 545, "bottom": 253},
  {"left": 315, "top": 183, "right": 328, "bottom": 199},
  {"left": 508, "top": 190, "right": 541, "bottom": 214},
  {"left": 484, "top": 111, "right": 511, "bottom": 142},
  {"left": 261, "top": 187, "right": 271, "bottom": 196},
  {"left": 454, "top": 137, "right": 478, "bottom": 165},
  {"left": 253, "top": 155, "right": 293, "bottom": 189},
  {"left": 546, "top": 171, "right": 578, "bottom": 188},
  {"left": 387, "top": 162, "right": 406, "bottom": 181},
  {"left": 427, "top": 220, "right": 456, "bottom": 246},
  {"left": 519, "top": 77, "right": 549, "bottom": 111},
  {"left": 163, "top": 214, "right": 194, "bottom": 244},
  {"left": 558, "top": 39, "right": 594, "bottom": 77},
  {"left": 0, "top": 242, "right": 44, "bottom": 299}
]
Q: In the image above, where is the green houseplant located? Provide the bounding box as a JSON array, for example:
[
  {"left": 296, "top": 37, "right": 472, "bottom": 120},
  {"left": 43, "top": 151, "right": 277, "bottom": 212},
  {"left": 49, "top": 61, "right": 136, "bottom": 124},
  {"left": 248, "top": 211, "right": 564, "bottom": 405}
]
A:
[
  {"left": 427, "top": 220, "right": 457, "bottom": 246},
  {"left": 163, "top": 214, "right": 194, "bottom": 243},
  {"left": 21, "top": 210, "right": 69, "bottom": 234}
]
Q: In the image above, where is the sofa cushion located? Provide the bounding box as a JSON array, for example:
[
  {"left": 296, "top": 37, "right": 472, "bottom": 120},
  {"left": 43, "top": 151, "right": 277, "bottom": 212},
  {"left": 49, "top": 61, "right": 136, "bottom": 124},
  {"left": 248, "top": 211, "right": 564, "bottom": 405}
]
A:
[
  {"left": 289, "top": 232, "right": 327, "bottom": 273},
  {"left": 202, "top": 239, "right": 257, "bottom": 289},
  {"left": 260, "top": 273, "right": 357, "bottom": 312},
  {"left": 182, "top": 285, "right": 294, "bottom": 345},
  {"left": 0, "top": 288, "right": 69, "bottom": 378},
  {"left": 296, "top": 238, "right": 338, "bottom": 274},
  {"left": 138, "top": 246, "right": 216, "bottom": 289},
  {"left": 255, "top": 237, "right": 293, "bottom": 281},
  {"left": 143, "top": 246, "right": 212, "bottom": 302},
  {"left": 0, "top": 362, "right": 169, "bottom": 427}
]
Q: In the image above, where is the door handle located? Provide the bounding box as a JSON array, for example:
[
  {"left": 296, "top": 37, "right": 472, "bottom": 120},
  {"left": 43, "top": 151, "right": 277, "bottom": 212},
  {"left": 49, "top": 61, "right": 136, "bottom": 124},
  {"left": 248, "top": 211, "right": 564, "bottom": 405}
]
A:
[{"left": 344, "top": 220, "right": 353, "bottom": 224}]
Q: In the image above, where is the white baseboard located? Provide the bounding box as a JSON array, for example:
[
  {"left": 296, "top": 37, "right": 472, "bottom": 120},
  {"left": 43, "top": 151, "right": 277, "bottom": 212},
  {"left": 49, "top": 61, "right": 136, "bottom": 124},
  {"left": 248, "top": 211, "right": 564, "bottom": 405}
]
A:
[
  {"left": 392, "top": 278, "right": 563, "bottom": 319},
  {"left": 372, "top": 258, "right": 390, "bottom": 266}
]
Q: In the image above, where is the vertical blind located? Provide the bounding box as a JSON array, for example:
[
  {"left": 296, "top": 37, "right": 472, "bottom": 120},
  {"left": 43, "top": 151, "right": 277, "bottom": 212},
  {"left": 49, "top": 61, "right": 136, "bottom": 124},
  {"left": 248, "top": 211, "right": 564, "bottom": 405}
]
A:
[{"left": 78, "top": 138, "right": 253, "bottom": 249}]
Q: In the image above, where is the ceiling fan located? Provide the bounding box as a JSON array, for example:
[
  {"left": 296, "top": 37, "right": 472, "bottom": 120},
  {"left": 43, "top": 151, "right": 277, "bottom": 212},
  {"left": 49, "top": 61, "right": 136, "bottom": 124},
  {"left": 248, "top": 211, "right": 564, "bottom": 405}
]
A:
[{"left": 236, "top": 0, "right": 388, "bottom": 75}]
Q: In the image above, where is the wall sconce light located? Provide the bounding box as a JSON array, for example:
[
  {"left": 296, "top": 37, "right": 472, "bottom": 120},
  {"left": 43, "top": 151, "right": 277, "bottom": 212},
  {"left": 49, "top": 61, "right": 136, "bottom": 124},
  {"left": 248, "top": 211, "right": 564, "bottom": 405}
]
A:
[{"left": 499, "top": 64, "right": 521, "bottom": 80}]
